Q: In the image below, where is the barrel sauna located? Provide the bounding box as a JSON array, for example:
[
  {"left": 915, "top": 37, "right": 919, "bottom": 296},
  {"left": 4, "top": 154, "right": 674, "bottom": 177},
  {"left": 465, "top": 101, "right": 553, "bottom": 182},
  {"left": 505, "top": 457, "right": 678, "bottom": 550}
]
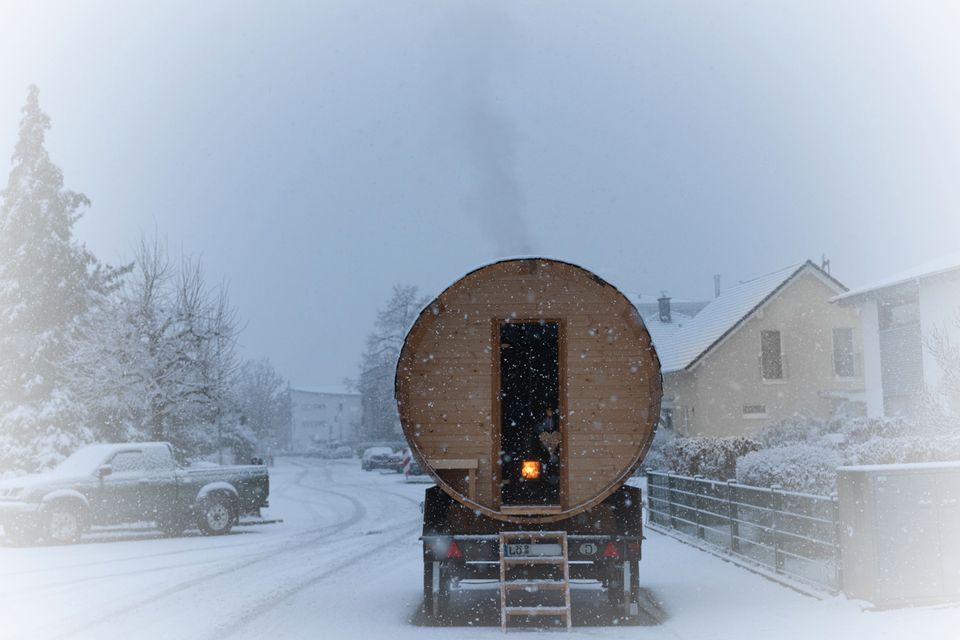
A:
[{"left": 396, "top": 258, "right": 662, "bottom": 620}]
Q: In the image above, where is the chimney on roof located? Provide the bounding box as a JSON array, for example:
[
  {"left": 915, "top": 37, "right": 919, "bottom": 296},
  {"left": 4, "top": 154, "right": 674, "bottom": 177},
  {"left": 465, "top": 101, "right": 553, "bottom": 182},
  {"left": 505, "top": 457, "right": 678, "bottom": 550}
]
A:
[
  {"left": 714, "top": 274, "right": 721, "bottom": 298},
  {"left": 658, "top": 292, "right": 672, "bottom": 323}
]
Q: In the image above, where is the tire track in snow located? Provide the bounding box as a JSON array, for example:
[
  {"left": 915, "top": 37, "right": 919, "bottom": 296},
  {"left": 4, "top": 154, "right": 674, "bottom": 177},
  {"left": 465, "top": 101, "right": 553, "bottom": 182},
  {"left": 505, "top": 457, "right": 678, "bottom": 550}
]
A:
[
  {"left": 203, "top": 459, "right": 426, "bottom": 639},
  {"left": 49, "top": 463, "right": 368, "bottom": 640},
  {"left": 206, "top": 521, "right": 422, "bottom": 640}
]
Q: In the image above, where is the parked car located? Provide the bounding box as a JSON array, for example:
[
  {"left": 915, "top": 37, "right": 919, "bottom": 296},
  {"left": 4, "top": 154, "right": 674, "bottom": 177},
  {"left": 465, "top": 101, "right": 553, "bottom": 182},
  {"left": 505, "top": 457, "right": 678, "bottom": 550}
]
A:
[
  {"left": 0, "top": 442, "right": 269, "bottom": 545},
  {"left": 330, "top": 445, "right": 354, "bottom": 459},
  {"left": 361, "top": 446, "right": 402, "bottom": 471}
]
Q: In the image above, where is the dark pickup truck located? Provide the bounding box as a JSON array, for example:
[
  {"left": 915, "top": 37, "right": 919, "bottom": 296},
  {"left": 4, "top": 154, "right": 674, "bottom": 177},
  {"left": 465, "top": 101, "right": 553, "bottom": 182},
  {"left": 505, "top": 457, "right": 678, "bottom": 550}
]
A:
[{"left": 0, "top": 442, "right": 269, "bottom": 544}]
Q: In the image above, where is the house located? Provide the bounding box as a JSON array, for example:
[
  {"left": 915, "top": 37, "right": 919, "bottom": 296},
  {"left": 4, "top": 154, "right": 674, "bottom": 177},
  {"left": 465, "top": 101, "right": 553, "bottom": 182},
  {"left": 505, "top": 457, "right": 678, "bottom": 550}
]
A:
[
  {"left": 649, "top": 261, "right": 865, "bottom": 437},
  {"left": 289, "top": 386, "right": 362, "bottom": 451},
  {"left": 833, "top": 253, "right": 960, "bottom": 418}
]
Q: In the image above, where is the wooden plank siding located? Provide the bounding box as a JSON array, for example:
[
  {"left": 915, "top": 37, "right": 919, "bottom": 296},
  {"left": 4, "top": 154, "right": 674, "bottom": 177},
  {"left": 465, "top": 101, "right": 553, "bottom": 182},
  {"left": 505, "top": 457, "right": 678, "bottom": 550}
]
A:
[{"left": 395, "top": 258, "right": 662, "bottom": 524}]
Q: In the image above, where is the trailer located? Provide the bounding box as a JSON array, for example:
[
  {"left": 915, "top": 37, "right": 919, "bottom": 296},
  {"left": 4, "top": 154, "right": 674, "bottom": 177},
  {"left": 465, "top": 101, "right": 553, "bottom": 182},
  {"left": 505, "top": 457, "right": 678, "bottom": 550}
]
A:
[{"left": 395, "top": 258, "right": 662, "bottom": 628}]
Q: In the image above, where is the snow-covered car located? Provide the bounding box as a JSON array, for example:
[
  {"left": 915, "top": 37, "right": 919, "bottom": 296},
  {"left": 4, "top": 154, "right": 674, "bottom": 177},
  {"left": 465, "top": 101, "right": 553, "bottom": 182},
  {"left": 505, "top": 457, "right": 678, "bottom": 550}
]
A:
[
  {"left": 360, "top": 446, "right": 401, "bottom": 471},
  {"left": 330, "top": 445, "right": 354, "bottom": 459},
  {"left": 0, "top": 442, "right": 270, "bottom": 545}
]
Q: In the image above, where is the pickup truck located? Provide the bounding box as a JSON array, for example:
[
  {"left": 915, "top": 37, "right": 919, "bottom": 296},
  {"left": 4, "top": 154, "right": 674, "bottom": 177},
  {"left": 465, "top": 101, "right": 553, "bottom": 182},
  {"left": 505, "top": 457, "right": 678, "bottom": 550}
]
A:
[{"left": 0, "top": 442, "right": 269, "bottom": 545}]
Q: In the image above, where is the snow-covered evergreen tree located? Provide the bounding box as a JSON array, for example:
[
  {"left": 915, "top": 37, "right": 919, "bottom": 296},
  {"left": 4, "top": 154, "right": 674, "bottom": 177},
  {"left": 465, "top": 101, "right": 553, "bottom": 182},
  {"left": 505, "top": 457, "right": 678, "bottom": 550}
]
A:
[
  {"left": 357, "top": 284, "right": 429, "bottom": 440},
  {"left": 0, "top": 86, "right": 123, "bottom": 471}
]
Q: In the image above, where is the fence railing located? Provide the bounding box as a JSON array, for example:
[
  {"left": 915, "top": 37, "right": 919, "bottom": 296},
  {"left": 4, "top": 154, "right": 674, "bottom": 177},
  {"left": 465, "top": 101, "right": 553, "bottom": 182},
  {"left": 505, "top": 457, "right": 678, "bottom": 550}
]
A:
[{"left": 646, "top": 471, "right": 841, "bottom": 593}]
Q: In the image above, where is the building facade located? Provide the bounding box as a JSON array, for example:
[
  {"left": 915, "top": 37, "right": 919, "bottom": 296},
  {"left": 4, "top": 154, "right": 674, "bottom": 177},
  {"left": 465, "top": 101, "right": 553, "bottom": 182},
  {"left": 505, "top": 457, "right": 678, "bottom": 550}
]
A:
[
  {"left": 648, "top": 261, "right": 865, "bottom": 437},
  {"left": 834, "top": 254, "right": 960, "bottom": 418},
  {"left": 289, "top": 386, "right": 362, "bottom": 451}
]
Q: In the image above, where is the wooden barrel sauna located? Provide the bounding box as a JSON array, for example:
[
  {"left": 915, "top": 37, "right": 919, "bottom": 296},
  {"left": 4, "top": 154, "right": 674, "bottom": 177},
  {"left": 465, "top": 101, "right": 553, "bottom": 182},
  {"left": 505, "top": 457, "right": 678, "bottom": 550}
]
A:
[{"left": 395, "top": 258, "right": 662, "bottom": 523}]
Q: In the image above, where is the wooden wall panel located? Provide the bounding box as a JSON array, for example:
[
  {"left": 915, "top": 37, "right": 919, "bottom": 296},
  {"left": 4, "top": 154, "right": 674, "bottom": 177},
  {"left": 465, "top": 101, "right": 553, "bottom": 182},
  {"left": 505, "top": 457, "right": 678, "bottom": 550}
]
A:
[{"left": 395, "top": 258, "right": 661, "bottom": 523}]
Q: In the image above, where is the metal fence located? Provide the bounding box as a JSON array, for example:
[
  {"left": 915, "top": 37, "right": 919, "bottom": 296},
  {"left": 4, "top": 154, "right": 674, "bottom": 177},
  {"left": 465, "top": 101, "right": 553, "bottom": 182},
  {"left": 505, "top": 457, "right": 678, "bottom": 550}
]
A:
[{"left": 646, "top": 471, "right": 841, "bottom": 592}]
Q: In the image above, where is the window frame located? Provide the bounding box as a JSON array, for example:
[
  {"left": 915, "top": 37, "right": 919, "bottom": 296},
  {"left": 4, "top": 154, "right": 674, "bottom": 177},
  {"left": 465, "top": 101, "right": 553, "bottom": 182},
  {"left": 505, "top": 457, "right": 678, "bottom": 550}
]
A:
[{"left": 832, "top": 327, "right": 856, "bottom": 378}]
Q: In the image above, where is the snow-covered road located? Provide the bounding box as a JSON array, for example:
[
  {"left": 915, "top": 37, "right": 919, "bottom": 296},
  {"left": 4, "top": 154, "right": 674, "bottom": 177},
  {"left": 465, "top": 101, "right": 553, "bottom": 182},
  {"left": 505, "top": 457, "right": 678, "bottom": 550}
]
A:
[{"left": 1, "top": 458, "right": 958, "bottom": 640}]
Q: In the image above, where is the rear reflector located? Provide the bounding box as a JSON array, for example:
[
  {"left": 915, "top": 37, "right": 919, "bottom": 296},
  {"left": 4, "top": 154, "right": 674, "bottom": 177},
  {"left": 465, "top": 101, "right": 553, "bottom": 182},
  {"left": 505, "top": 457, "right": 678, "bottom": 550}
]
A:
[
  {"left": 446, "top": 540, "right": 464, "bottom": 560},
  {"left": 602, "top": 541, "right": 620, "bottom": 559}
]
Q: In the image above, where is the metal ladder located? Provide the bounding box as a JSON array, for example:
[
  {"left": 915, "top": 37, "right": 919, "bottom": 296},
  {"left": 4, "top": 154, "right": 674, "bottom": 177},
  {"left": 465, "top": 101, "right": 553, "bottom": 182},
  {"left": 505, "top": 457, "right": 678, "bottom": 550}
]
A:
[{"left": 499, "top": 531, "right": 572, "bottom": 631}]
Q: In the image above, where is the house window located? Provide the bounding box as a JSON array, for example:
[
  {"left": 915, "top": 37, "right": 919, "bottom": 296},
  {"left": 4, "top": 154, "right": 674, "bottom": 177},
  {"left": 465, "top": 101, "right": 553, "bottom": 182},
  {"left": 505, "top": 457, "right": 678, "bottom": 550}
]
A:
[
  {"left": 760, "top": 330, "right": 783, "bottom": 379},
  {"left": 879, "top": 295, "right": 919, "bottom": 330},
  {"left": 833, "top": 327, "right": 856, "bottom": 377},
  {"left": 743, "top": 404, "right": 767, "bottom": 418}
]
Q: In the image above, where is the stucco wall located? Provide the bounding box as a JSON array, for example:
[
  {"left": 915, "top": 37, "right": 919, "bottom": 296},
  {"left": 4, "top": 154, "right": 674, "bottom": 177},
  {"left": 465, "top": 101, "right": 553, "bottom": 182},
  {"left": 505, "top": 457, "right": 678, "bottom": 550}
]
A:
[
  {"left": 919, "top": 272, "right": 960, "bottom": 412},
  {"left": 668, "top": 272, "right": 865, "bottom": 437}
]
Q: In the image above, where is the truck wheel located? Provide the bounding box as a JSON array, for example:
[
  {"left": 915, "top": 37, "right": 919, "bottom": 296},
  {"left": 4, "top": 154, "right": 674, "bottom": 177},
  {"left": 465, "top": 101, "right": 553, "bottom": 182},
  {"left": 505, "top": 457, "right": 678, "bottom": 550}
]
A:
[
  {"left": 45, "top": 503, "right": 83, "bottom": 544},
  {"left": 422, "top": 561, "right": 451, "bottom": 621},
  {"left": 4, "top": 521, "right": 40, "bottom": 546},
  {"left": 197, "top": 496, "right": 234, "bottom": 536},
  {"left": 606, "top": 563, "right": 625, "bottom": 605}
]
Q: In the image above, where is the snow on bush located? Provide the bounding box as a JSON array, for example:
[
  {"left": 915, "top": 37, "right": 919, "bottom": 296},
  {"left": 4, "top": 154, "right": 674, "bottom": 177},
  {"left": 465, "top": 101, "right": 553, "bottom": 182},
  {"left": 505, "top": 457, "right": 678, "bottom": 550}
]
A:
[
  {"left": 644, "top": 429, "right": 758, "bottom": 480},
  {"left": 648, "top": 416, "right": 960, "bottom": 495},
  {"left": 736, "top": 444, "right": 841, "bottom": 495},
  {"left": 844, "top": 433, "right": 960, "bottom": 466}
]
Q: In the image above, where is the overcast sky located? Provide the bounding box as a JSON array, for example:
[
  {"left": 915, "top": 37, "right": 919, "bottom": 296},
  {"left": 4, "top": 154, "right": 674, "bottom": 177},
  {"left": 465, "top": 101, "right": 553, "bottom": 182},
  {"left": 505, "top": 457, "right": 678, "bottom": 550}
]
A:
[{"left": 2, "top": 1, "right": 959, "bottom": 387}]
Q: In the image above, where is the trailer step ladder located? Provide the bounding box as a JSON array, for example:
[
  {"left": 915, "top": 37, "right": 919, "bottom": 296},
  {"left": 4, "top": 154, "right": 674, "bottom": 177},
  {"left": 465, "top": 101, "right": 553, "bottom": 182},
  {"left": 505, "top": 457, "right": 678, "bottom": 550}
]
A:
[{"left": 499, "top": 531, "right": 572, "bottom": 631}]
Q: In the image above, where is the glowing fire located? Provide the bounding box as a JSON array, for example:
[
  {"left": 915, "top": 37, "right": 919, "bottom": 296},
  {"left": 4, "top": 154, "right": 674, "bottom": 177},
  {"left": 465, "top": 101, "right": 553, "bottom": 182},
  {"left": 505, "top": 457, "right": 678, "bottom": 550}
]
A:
[{"left": 521, "top": 460, "right": 541, "bottom": 480}]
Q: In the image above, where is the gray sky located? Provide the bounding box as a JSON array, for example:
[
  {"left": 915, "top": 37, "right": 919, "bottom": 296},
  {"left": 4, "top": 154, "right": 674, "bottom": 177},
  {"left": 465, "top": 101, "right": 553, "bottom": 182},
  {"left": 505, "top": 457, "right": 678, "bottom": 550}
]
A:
[{"left": 2, "top": 1, "right": 960, "bottom": 387}]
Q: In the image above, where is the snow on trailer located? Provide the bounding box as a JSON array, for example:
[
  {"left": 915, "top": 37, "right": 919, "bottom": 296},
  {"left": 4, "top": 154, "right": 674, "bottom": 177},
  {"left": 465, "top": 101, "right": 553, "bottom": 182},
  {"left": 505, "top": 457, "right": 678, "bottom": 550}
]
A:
[{"left": 394, "top": 258, "right": 663, "bottom": 627}]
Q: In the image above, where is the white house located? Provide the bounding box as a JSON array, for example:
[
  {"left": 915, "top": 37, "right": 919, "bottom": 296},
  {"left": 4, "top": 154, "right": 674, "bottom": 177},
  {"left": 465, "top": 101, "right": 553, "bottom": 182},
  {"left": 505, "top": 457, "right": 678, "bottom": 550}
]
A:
[
  {"left": 289, "top": 386, "right": 362, "bottom": 451},
  {"left": 833, "top": 253, "right": 960, "bottom": 418},
  {"left": 641, "top": 261, "right": 865, "bottom": 436}
]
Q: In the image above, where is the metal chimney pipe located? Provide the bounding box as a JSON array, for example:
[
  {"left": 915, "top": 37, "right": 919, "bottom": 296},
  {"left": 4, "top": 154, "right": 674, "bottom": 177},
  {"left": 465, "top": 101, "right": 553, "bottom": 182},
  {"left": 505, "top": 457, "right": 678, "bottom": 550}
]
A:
[{"left": 714, "top": 274, "right": 721, "bottom": 298}]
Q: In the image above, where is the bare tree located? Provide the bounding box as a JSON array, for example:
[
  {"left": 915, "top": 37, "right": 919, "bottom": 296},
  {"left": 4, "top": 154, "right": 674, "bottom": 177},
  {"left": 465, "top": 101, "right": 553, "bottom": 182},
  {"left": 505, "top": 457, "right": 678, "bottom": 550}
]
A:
[
  {"left": 924, "top": 311, "right": 960, "bottom": 427},
  {"left": 357, "top": 284, "right": 429, "bottom": 440},
  {"left": 65, "top": 236, "right": 244, "bottom": 459}
]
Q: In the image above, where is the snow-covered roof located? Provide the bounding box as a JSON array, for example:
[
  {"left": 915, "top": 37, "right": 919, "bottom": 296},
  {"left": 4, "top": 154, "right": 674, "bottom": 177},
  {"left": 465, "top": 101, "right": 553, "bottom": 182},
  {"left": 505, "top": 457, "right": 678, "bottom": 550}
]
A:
[
  {"left": 622, "top": 292, "right": 706, "bottom": 357},
  {"left": 637, "top": 308, "right": 696, "bottom": 356},
  {"left": 832, "top": 252, "right": 960, "bottom": 302},
  {"left": 292, "top": 385, "right": 358, "bottom": 397},
  {"left": 659, "top": 261, "right": 845, "bottom": 372}
]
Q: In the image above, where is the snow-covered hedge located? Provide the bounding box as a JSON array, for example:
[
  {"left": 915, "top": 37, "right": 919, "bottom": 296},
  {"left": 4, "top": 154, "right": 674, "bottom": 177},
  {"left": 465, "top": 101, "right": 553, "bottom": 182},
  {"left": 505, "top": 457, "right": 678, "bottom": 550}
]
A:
[
  {"left": 643, "top": 430, "right": 758, "bottom": 480},
  {"left": 648, "top": 416, "right": 960, "bottom": 495},
  {"left": 736, "top": 444, "right": 841, "bottom": 495}
]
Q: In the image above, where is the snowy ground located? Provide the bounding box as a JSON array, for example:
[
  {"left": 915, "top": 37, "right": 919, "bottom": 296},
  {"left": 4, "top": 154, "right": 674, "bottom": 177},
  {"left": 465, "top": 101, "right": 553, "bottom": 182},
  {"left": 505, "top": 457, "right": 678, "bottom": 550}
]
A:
[{"left": 1, "top": 458, "right": 958, "bottom": 640}]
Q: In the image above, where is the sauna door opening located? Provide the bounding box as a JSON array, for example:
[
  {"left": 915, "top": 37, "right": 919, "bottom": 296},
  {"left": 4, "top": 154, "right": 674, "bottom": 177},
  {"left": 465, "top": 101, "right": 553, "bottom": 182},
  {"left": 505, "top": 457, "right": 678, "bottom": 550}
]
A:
[{"left": 498, "top": 321, "right": 561, "bottom": 506}]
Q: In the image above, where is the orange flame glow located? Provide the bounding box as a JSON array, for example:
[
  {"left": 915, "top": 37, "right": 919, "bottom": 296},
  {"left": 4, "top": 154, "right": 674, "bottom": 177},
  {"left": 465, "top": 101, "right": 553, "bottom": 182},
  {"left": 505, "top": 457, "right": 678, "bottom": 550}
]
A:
[{"left": 521, "top": 460, "right": 541, "bottom": 480}]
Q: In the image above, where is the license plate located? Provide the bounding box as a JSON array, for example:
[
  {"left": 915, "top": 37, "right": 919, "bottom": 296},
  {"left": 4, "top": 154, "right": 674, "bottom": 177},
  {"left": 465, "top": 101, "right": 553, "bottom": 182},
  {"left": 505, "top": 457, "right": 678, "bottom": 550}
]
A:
[{"left": 504, "top": 543, "right": 562, "bottom": 557}]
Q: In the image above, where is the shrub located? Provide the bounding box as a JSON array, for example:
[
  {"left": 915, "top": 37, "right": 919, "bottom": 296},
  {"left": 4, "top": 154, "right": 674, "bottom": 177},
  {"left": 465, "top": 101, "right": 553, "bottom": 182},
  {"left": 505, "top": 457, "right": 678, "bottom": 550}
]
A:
[
  {"left": 736, "top": 444, "right": 841, "bottom": 495},
  {"left": 843, "top": 433, "right": 960, "bottom": 466},
  {"left": 643, "top": 431, "right": 759, "bottom": 480}
]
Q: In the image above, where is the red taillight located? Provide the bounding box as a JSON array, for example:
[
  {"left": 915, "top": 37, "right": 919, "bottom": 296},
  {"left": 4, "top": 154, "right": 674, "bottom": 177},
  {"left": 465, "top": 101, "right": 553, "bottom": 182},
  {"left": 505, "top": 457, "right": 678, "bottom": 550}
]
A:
[
  {"left": 446, "top": 540, "right": 464, "bottom": 560},
  {"left": 602, "top": 541, "right": 620, "bottom": 559}
]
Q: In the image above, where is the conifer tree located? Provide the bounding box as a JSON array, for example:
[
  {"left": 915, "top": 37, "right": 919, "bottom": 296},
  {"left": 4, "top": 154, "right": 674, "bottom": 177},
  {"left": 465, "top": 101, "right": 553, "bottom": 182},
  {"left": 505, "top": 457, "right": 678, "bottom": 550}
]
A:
[{"left": 0, "top": 86, "right": 122, "bottom": 470}]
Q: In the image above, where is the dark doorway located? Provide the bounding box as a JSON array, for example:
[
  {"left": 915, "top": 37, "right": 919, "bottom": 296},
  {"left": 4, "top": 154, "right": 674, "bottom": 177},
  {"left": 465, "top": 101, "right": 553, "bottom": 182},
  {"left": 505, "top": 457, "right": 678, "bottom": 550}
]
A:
[{"left": 499, "top": 321, "right": 561, "bottom": 506}]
